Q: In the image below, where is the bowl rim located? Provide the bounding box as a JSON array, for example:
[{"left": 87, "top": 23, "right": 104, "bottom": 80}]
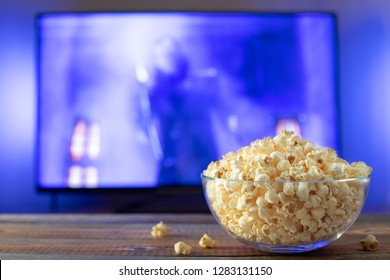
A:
[{"left": 201, "top": 172, "right": 371, "bottom": 184}]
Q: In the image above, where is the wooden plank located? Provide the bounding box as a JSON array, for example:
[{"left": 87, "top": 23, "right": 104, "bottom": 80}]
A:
[{"left": 0, "top": 214, "right": 388, "bottom": 259}]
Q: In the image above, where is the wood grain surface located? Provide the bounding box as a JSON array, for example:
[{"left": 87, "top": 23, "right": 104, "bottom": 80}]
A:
[{"left": 0, "top": 214, "right": 388, "bottom": 259}]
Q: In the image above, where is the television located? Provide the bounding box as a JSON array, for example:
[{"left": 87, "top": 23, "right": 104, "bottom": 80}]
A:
[{"left": 36, "top": 12, "right": 339, "bottom": 190}]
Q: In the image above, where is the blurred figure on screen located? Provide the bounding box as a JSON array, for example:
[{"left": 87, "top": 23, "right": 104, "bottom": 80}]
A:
[{"left": 136, "top": 36, "right": 217, "bottom": 185}]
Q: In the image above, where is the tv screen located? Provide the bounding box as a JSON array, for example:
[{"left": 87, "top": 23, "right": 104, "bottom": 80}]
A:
[{"left": 37, "top": 12, "right": 338, "bottom": 189}]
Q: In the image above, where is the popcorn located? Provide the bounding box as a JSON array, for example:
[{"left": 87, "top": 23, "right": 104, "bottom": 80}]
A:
[
  {"left": 296, "top": 182, "right": 309, "bottom": 202},
  {"left": 311, "top": 206, "right": 325, "bottom": 220},
  {"left": 174, "top": 241, "right": 192, "bottom": 255},
  {"left": 328, "top": 162, "right": 348, "bottom": 178},
  {"left": 254, "top": 173, "right": 270, "bottom": 182},
  {"left": 316, "top": 183, "right": 329, "bottom": 198},
  {"left": 199, "top": 234, "right": 217, "bottom": 248},
  {"left": 283, "top": 182, "right": 295, "bottom": 196},
  {"left": 203, "top": 130, "right": 372, "bottom": 246},
  {"left": 264, "top": 189, "right": 279, "bottom": 204},
  {"left": 359, "top": 234, "right": 379, "bottom": 251},
  {"left": 307, "top": 166, "right": 324, "bottom": 180},
  {"left": 269, "top": 151, "right": 284, "bottom": 165},
  {"left": 151, "top": 221, "right": 171, "bottom": 238},
  {"left": 304, "top": 142, "right": 316, "bottom": 154},
  {"left": 277, "top": 160, "right": 291, "bottom": 172}
]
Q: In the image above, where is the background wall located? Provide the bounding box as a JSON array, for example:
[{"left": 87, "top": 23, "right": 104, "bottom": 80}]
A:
[{"left": 1, "top": 0, "right": 389, "bottom": 213}]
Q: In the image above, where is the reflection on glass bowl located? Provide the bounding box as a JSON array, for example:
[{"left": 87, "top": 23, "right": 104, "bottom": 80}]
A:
[{"left": 202, "top": 173, "right": 370, "bottom": 254}]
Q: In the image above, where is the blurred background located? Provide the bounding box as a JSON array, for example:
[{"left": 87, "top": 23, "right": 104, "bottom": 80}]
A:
[{"left": 1, "top": 0, "right": 389, "bottom": 213}]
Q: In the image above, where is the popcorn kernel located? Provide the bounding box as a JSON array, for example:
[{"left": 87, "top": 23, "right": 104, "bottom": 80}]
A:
[
  {"left": 203, "top": 130, "right": 372, "bottom": 246},
  {"left": 174, "top": 241, "right": 192, "bottom": 255},
  {"left": 199, "top": 234, "right": 217, "bottom": 248},
  {"left": 151, "top": 221, "right": 171, "bottom": 238},
  {"left": 359, "top": 234, "right": 379, "bottom": 251}
]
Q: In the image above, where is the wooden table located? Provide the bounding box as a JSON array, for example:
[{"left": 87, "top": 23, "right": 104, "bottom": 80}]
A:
[{"left": 0, "top": 214, "right": 389, "bottom": 259}]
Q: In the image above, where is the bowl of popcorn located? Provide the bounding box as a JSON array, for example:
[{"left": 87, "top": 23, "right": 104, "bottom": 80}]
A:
[{"left": 202, "top": 130, "right": 372, "bottom": 254}]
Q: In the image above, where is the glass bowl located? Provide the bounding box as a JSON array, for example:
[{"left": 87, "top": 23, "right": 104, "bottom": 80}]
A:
[{"left": 202, "top": 173, "right": 370, "bottom": 254}]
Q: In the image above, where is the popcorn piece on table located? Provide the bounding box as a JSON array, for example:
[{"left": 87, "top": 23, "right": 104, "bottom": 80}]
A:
[
  {"left": 174, "top": 241, "right": 192, "bottom": 255},
  {"left": 199, "top": 233, "right": 217, "bottom": 248},
  {"left": 151, "top": 221, "right": 171, "bottom": 238},
  {"left": 359, "top": 234, "right": 379, "bottom": 251}
]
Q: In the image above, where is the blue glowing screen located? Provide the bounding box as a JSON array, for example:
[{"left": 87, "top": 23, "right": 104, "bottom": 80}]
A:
[{"left": 37, "top": 12, "right": 338, "bottom": 188}]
